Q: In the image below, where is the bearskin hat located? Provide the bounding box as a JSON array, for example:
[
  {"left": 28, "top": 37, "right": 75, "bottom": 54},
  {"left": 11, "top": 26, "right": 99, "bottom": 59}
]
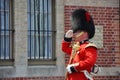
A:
[{"left": 71, "top": 9, "right": 95, "bottom": 39}]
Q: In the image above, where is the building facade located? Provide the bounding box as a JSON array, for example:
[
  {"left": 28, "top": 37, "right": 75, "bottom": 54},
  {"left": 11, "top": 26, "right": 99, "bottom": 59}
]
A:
[{"left": 0, "top": 0, "right": 119, "bottom": 80}]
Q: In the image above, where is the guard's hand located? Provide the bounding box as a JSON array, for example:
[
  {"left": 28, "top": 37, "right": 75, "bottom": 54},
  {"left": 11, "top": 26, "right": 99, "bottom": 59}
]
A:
[
  {"left": 66, "top": 63, "right": 79, "bottom": 74},
  {"left": 66, "top": 64, "right": 73, "bottom": 74},
  {"left": 66, "top": 64, "right": 78, "bottom": 74},
  {"left": 65, "top": 30, "right": 73, "bottom": 38}
]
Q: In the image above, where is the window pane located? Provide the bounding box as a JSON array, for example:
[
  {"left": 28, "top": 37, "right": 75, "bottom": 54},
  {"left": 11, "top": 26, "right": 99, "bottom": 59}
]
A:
[
  {"left": 28, "top": 0, "right": 55, "bottom": 60},
  {"left": 0, "top": 0, "right": 13, "bottom": 60}
]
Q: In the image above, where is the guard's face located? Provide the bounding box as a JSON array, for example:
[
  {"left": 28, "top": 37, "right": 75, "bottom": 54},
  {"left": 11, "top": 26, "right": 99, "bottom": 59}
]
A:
[{"left": 70, "top": 17, "right": 78, "bottom": 33}]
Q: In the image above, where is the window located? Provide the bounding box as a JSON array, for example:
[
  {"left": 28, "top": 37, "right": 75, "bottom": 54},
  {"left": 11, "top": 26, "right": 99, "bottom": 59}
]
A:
[
  {"left": 27, "top": 0, "right": 56, "bottom": 65},
  {"left": 0, "top": 0, "right": 14, "bottom": 66}
]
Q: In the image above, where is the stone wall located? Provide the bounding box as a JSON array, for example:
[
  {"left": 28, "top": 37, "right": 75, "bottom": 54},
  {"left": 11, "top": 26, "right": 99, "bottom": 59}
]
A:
[{"left": 0, "top": 0, "right": 65, "bottom": 78}]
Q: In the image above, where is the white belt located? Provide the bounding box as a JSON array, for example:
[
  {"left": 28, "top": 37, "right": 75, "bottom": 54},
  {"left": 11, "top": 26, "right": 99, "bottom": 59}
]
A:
[
  {"left": 81, "top": 70, "right": 93, "bottom": 80},
  {"left": 81, "top": 64, "right": 101, "bottom": 80}
]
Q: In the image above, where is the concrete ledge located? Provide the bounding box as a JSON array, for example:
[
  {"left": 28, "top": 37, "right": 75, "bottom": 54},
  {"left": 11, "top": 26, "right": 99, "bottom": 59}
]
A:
[{"left": 97, "top": 67, "right": 120, "bottom": 76}]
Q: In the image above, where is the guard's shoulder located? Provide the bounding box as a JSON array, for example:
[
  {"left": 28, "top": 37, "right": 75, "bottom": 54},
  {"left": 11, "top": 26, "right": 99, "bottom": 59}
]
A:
[{"left": 85, "top": 43, "right": 97, "bottom": 49}]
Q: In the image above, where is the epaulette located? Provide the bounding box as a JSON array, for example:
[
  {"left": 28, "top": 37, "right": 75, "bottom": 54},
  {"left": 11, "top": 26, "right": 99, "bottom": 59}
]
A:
[{"left": 85, "top": 43, "right": 97, "bottom": 49}]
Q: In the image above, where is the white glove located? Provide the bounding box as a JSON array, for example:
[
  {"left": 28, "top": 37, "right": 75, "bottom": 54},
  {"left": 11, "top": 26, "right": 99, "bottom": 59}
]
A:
[
  {"left": 66, "top": 64, "right": 73, "bottom": 74},
  {"left": 66, "top": 63, "right": 79, "bottom": 74},
  {"left": 65, "top": 30, "right": 73, "bottom": 38}
]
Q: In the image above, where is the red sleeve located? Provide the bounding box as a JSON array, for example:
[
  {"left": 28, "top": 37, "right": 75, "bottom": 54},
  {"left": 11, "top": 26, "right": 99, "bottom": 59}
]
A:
[
  {"left": 74, "top": 47, "right": 97, "bottom": 71},
  {"left": 61, "top": 40, "right": 72, "bottom": 55}
]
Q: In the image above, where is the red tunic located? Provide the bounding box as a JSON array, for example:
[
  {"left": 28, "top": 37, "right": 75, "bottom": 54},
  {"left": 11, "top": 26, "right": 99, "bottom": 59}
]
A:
[{"left": 62, "top": 40, "right": 97, "bottom": 80}]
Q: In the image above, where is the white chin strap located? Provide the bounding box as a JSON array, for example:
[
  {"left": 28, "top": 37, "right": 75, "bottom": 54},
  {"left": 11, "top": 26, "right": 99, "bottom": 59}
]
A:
[{"left": 75, "top": 31, "right": 84, "bottom": 38}]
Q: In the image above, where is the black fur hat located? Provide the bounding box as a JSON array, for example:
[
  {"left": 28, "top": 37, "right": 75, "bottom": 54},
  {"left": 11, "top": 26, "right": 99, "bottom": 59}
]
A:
[{"left": 71, "top": 9, "right": 95, "bottom": 39}]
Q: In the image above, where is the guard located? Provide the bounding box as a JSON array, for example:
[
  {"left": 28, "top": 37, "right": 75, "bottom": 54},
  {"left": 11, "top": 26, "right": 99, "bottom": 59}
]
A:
[{"left": 62, "top": 9, "right": 97, "bottom": 80}]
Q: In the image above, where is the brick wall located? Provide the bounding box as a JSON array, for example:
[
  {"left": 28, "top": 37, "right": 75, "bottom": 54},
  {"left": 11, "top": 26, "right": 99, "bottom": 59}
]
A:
[
  {"left": 94, "top": 76, "right": 120, "bottom": 80},
  {"left": 0, "top": 76, "right": 65, "bottom": 80},
  {"left": 1, "top": 76, "right": 120, "bottom": 80},
  {"left": 64, "top": 5, "right": 120, "bottom": 80}
]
